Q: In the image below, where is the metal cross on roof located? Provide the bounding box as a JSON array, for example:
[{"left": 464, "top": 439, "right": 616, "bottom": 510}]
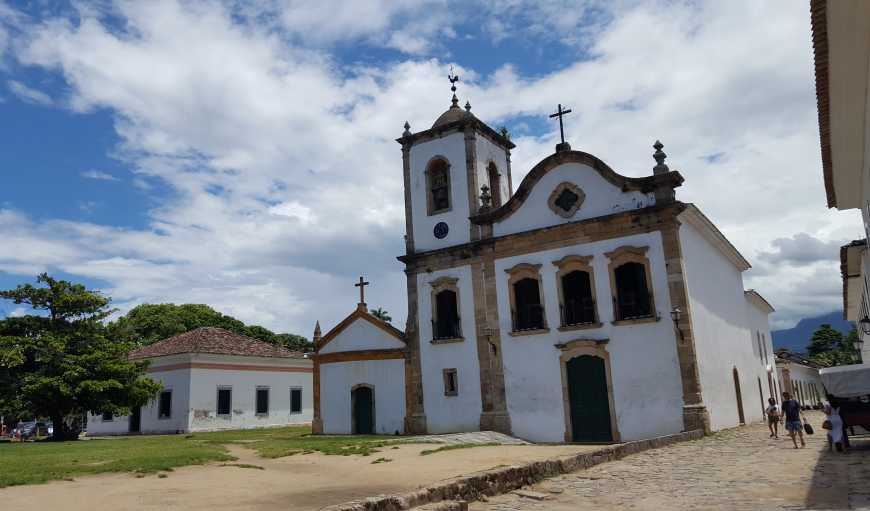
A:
[
  {"left": 549, "top": 103, "right": 573, "bottom": 145},
  {"left": 355, "top": 276, "right": 370, "bottom": 305}
]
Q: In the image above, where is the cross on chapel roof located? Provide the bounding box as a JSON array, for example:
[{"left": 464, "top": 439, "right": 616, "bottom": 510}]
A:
[
  {"left": 549, "top": 103, "right": 573, "bottom": 153},
  {"left": 354, "top": 276, "right": 370, "bottom": 311}
]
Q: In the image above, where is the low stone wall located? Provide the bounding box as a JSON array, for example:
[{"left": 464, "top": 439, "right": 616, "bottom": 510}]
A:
[{"left": 323, "top": 429, "right": 705, "bottom": 511}]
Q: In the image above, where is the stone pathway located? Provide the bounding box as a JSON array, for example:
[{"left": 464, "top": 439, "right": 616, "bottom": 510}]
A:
[
  {"left": 469, "top": 412, "right": 870, "bottom": 510},
  {"left": 407, "top": 431, "right": 529, "bottom": 446}
]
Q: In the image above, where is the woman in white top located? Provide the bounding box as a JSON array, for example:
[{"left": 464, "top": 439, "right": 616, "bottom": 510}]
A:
[
  {"left": 823, "top": 404, "right": 846, "bottom": 453},
  {"left": 766, "top": 397, "right": 780, "bottom": 439}
]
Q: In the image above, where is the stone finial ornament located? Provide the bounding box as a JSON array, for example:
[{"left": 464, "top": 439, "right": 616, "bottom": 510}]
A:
[
  {"left": 465, "top": 101, "right": 472, "bottom": 112},
  {"left": 653, "top": 140, "right": 670, "bottom": 175},
  {"left": 313, "top": 320, "right": 322, "bottom": 347},
  {"left": 403, "top": 121, "right": 411, "bottom": 137},
  {"left": 479, "top": 184, "right": 492, "bottom": 210}
]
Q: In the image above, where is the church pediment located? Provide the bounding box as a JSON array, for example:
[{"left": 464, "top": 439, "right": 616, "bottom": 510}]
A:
[
  {"left": 317, "top": 308, "right": 406, "bottom": 355},
  {"left": 472, "top": 150, "right": 683, "bottom": 230}
]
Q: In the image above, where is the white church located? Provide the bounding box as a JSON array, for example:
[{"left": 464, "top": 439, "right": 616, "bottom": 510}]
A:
[{"left": 313, "top": 83, "right": 779, "bottom": 443}]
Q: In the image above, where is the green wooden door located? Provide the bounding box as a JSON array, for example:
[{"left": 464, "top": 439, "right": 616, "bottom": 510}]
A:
[
  {"left": 567, "top": 355, "right": 613, "bottom": 442},
  {"left": 353, "top": 386, "right": 374, "bottom": 434}
]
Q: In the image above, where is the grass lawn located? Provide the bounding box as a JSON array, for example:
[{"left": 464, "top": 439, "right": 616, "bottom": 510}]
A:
[{"left": 0, "top": 426, "right": 400, "bottom": 488}]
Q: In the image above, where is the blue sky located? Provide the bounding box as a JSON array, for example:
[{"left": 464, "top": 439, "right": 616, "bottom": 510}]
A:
[{"left": 0, "top": 0, "right": 861, "bottom": 331}]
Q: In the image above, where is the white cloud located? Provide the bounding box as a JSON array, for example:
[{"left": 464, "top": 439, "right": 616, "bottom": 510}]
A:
[
  {"left": 0, "top": 0, "right": 859, "bottom": 335},
  {"left": 7, "top": 79, "right": 52, "bottom": 105},
  {"left": 81, "top": 170, "right": 120, "bottom": 181}
]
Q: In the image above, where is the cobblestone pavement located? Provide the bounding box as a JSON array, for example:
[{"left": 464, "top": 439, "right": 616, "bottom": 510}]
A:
[{"left": 470, "top": 413, "right": 870, "bottom": 510}]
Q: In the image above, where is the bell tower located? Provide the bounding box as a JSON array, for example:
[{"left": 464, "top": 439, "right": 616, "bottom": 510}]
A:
[{"left": 396, "top": 73, "right": 515, "bottom": 255}]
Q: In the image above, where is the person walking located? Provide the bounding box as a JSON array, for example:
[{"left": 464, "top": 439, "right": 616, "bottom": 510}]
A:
[
  {"left": 781, "top": 391, "right": 805, "bottom": 449},
  {"left": 822, "top": 404, "right": 847, "bottom": 453},
  {"left": 766, "top": 397, "right": 780, "bottom": 439}
]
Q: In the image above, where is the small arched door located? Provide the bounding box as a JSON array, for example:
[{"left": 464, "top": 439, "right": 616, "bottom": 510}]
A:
[
  {"left": 352, "top": 386, "right": 374, "bottom": 435},
  {"left": 567, "top": 355, "right": 612, "bottom": 442}
]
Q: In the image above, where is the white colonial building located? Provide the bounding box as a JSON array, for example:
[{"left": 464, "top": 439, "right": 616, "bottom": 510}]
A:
[
  {"left": 314, "top": 88, "right": 780, "bottom": 443},
  {"left": 88, "top": 327, "right": 313, "bottom": 435},
  {"left": 811, "top": 0, "right": 870, "bottom": 362},
  {"left": 775, "top": 350, "right": 827, "bottom": 409}
]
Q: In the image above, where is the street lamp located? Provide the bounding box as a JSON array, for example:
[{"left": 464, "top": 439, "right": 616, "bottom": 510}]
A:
[
  {"left": 860, "top": 315, "right": 870, "bottom": 336},
  {"left": 670, "top": 307, "right": 684, "bottom": 341}
]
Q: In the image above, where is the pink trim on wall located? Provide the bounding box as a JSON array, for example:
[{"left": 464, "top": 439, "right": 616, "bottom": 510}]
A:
[{"left": 146, "top": 362, "right": 313, "bottom": 374}]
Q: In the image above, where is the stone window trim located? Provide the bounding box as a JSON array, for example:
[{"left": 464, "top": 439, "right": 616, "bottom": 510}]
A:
[
  {"left": 604, "top": 245, "right": 659, "bottom": 324},
  {"left": 429, "top": 276, "right": 463, "bottom": 343},
  {"left": 486, "top": 160, "right": 502, "bottom": 208},
  {"left": 552, "top": 255, "right": 602, "bottom": 330},
  {"left": 505, "top": 263, "right": 549, "bottom": 336},
  {"left": 548, "top": 182, "right": 586, "bottom": 218},
  {"left": 555, "top": 339, "right": 621, "bottom": 443},
  {"left": 443, "top": 368, "right": 459, "bottom": 396},
  {"left": 216, "top": 386, "right": 232, "bottom": 417},
  {"left": 425, "top": 155, "right": 453, "bottom": 216}
]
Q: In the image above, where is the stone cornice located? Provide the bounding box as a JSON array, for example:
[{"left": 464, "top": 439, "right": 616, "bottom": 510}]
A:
[{"left": 396, "top": 115, "right": 515, "bottom": 150}]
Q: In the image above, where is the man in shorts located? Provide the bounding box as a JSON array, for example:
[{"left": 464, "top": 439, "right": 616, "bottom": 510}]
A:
[
  {"left": 766, "top": 397, "right": 780, "bottom": 439},
  {"left": 781, "top": 391, "right": 805, "bottom": 449}
]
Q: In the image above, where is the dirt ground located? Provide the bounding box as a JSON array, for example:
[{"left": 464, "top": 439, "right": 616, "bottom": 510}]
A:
[{"left": 0, "top": 441, "right": 595, "bottom": 510}]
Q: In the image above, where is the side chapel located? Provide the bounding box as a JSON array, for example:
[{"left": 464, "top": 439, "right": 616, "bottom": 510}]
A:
[{"left": 312, "top": 80, "right": 779, "bottom": 443}]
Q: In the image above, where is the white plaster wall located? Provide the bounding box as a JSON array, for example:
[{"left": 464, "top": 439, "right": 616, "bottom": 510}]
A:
[
  {"left": 87, "top": 361, "right": 191, "bottom": 435},
  {"left": 679, "top": 221, "right": 770, "bottom": 431},
  {"left": 187, "top": 354, "right": 313, "bottom": 431},
  {"left": 320, "top": 359, "right": 406, "bottom": 435},
  {"left": 319, "top": 319, "right": 405, "bottom": 354},
  {"left": 493, "top": 162, "right": 655, "bottom": 238},
  {"left": 417, "top": 265, "right": 484, "bottom": 433},
  {"left": 410, "top": 132, "right": 470, "bottom": 252},
  {"left": 745, "top": 300, "right": 780, "bottom": 416},
  {"left": 495, "top": 231, "right": 685, "bottom": 443},
  {"left": 475, "top": 134, "right": 510, "bottom": 207},
  {"left": 781, "top": 364, "right": 827, "bottom": 407}
]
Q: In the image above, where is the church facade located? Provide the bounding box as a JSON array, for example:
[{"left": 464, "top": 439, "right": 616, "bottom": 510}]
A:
[{"left": 313, "top": 90, "right": 779, "bottom": 443}]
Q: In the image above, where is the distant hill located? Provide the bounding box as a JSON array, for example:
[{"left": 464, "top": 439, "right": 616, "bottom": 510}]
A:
[{"left": 771, "top": 311, "right": 854, "bottom": 354}]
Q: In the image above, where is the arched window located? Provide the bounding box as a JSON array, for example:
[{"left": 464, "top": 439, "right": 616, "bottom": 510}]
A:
[
  {"left": 561, "top": 271, "right": 596, "bottom": 326},
  {"left": 606, "top": 245, "right": 656, "bottom": 323},
  {"left": 430, "top": 276, "right": 462, "bottom": 342},
  {"left": 613, "top": 262, "right": 652, "bottom": 320},
  {"left": 434, "top": 289, "right": 461, "bottom": 340},
  {"left": 487, "top": 162, "right": 502, "bottom": 207},
  {"left": 426, "top": 158, "right": 451, "bottom": 215},
  {"left": 514, "top": 278, "right": 544, "bottom": 331}
]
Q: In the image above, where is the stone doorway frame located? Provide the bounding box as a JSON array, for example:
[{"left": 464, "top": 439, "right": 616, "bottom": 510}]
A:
[
  {"left": 351, "top": 383, "right": 376, "bottom": 435},
  {"left": 556, "top": 338, "right": 621, "bottom": 443}
]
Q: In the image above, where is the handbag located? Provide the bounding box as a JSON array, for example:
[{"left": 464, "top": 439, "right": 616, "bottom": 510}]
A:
[
  {"left": 822, "top": 420, "right": 832, "bottom": 430},
  {"left": 803, "top": 420, "right": 814, "bottom": 435}
]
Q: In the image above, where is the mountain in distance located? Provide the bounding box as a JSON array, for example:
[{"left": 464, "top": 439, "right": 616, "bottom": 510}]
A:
[{"left": 771, "top": 311, "right": 854, "bottom": 354}]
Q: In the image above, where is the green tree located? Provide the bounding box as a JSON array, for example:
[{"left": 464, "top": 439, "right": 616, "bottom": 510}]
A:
[
  {"left": 806, "top": 324, "right": 842, "bottom": 357},
  {"left": 0, "top": 274, "right": 161, "bottom": 440},
  {"left": 108, "top": 303, "right": 312, "bottom": 352},
  {"left": 807, "top": 325, "right": 861, "bottom": 367},
  {"left": 371, "top": 307, "right": 392, "bottom": 323}
]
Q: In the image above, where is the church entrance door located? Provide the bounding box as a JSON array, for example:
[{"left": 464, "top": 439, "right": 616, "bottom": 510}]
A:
[
  {"left": 352, "top": 385, "right": 374, "bottom": 435},
  {"left": 567, "top": 355, "right": 612, "bottom": 442}
]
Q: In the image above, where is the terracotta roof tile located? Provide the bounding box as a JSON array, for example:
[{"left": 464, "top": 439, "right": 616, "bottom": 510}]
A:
[{"left": 129, "top": 327, "right": 305, "bottom": 360}]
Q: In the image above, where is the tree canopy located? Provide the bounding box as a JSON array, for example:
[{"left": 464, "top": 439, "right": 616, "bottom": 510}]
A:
[
  {"left": 108, "top": 303, "right": 312, "bottom": 352},
  {"left": 807, "top": 323, "right": 860, "bottom": 366},
  {"left": 370, "top": 307, "right": 392, "bottom": 323},
  {"left": 0, "top": 274, "right": 161, "bottom": 440}
]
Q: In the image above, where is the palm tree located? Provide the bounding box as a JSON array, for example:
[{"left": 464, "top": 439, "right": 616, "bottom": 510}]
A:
[{"left": 371, "top": 307, "right": 392, "bottom": 323}]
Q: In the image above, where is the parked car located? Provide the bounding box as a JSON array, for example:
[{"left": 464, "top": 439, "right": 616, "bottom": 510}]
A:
[{"left": 14, "top": 421, "right": 38, "bottom": 440}]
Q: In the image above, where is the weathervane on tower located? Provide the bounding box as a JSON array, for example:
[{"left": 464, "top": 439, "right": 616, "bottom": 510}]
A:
[{"left": 448, "top": 66, "right": 460, "bottom": 107}]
